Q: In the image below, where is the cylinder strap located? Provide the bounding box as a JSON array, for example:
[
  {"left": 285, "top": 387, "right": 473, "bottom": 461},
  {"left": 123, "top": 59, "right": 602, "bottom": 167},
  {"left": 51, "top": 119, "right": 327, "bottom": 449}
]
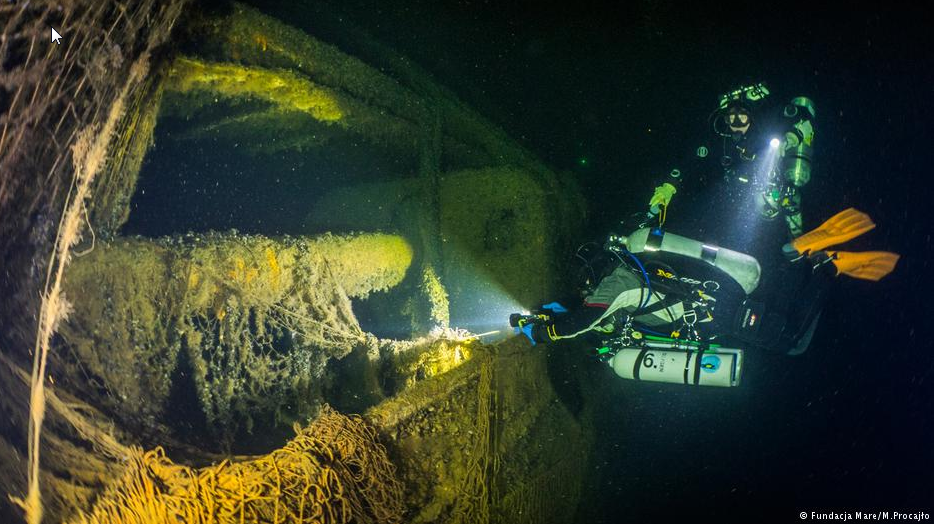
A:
[
  {"left": 632, "top": 348, "right": 650, "bottom": 381},
  {"left": 646, "top": 228, "right": 664, "bottom": 251},
  {"left": 701, "top": 244, "right": 719, "bottom": 265},
  {"left": 682, "top": 349, "right": 694, "bottom": 384},
  {"left": 692, "top": 350, "right": 706, "bottom": 385}
]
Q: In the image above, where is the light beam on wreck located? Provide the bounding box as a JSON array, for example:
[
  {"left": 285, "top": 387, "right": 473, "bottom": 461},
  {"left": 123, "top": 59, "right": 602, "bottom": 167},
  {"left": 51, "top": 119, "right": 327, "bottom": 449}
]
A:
[{"left": 729, "top": 135, "right": 783, "bottom": 249}]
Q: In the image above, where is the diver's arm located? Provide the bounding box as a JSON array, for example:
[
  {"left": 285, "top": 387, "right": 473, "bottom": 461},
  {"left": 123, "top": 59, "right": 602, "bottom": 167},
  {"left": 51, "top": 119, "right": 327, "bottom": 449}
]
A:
[
  {"left": 524, "top": 304, "right": 611, "bottom": 344},
  {"left": 644, "top": 169, "right": 682, "bottom": 224},
  {"left": 517, "top": 268, "right": 645, "bottom": 344},
  {"left": 642, "top": 145, "right": 714, "bottom": 227}
]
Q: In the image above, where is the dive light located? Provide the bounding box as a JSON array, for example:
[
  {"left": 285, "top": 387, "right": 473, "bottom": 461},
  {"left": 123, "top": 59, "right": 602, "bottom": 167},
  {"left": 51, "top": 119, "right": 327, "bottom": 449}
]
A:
[{"left": 509, "top": 313, "right": 549, "bottom": 328}]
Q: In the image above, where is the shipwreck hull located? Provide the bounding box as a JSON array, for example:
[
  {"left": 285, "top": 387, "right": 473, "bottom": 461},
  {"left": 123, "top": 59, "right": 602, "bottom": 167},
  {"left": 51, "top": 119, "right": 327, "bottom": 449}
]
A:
[{"left": 0, "top": 2, "right": 597, "bottom": 523}]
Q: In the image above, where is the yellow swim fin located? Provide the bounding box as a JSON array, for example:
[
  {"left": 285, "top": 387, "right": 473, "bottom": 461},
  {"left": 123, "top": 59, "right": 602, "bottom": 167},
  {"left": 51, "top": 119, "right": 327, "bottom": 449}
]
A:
[
  {"left": 791, "top": 208, "right": 876, "bottom": 255},
  {"left": 826, "top": 250, "right": 900, "bottom": 281}
]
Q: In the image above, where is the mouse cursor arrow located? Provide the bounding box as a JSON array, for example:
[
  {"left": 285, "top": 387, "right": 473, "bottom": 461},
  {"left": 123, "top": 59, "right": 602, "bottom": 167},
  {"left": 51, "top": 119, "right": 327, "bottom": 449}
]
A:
[{"left": 51, "top": 28, "right": 63, "bottom": 45}]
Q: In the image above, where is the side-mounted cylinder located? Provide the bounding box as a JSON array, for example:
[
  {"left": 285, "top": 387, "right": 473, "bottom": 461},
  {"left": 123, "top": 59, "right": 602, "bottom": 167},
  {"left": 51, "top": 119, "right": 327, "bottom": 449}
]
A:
[
  {"left": 781, "top": 96, "right": 816, "bottom": 187},
  {"left": 608, "top": 342, "right": 744, "bottom": 387},
  {"left": 613, "top": 228, "right": 762, "bottom": 295}
]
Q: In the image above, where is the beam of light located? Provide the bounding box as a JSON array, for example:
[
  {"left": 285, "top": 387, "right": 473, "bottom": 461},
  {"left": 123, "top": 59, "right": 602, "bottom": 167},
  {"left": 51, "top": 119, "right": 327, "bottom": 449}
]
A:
[
  {"left": 728, "top": 136, "right": 783, "bottom": 250},
  {"left": 458, "top": 330, "right": 504, "bottom": 342},
  {"left": 450, "top": 280, "right": 526, "bottom": 342},
  {"left": 436, "top": 243, "right": 532, "bottom": 343},
  {"left": 353, "top": 244, "right": 532, "bottom": 344},
  {"left": 756, "top": 137, "right": 783, "bottom": 184}
]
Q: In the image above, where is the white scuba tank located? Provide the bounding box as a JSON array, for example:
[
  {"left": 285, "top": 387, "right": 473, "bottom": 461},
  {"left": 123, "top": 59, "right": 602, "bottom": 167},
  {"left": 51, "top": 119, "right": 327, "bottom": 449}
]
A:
[
  {"left": 608, "top": 342, "right": 744, "bottom": 387},
  {"left": 615, "top": 228, "right": 761, "bottom": 295}
]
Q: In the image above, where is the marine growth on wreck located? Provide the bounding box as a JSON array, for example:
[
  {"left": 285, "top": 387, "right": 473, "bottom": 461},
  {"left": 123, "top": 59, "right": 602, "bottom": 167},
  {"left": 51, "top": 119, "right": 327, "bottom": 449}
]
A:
[{"left": 0, "top": 1, "right": 594, "bottom": 523}]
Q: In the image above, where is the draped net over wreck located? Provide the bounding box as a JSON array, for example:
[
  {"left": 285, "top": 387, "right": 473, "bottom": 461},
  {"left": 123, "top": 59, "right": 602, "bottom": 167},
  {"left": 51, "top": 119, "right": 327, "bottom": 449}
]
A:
[{"left": 0, "top": 2, "right": 600, "bottom": 523}]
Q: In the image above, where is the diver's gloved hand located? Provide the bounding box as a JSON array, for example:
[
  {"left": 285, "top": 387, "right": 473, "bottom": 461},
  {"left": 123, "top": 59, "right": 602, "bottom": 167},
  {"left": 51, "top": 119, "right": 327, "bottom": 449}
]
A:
[
  {"left": 509, "top": 313, "right": 547, "bottom": 345},
  {"left": 526, "top": 322, "right": 559, "bottom": 345},
  {"left": 648, "top": 183, "right": 677, "bottom": 211},
  {"left": 509, "top": 304, "right": 566, "bottom": 345},
  {"left": 539, "top": 302, "right": 568, "bottom": 314},
  {"left": 510, "top": 315, "right": 549, "bottom": 346},
  {"left": 515, "top": 323, "right": 540, "bottom": 345}
]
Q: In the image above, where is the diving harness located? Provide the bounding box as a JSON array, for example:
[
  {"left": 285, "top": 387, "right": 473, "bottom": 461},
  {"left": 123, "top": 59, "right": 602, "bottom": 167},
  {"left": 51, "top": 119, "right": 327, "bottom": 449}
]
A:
[{"left": 583, "top": 228, "right": 756, "bottom": 387}]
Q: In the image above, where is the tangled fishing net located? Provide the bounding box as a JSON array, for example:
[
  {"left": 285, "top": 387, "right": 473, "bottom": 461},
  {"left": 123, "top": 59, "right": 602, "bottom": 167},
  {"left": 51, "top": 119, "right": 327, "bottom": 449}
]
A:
[{"left": 70, "top": 407, "right": 404, "bottom": 524}]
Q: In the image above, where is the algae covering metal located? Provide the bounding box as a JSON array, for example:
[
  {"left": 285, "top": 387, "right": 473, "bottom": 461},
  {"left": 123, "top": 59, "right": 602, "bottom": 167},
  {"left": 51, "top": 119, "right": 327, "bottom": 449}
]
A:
[
  {"left": 0, "top": 0, "right": 188, "bottom": 520},
  {"left": 95, "top": 1, "right": 576, "bottom": 234},
  {"left": 1, "top": 1, "right": 595, "bottom": 522},
  {"left": 45, "top": 337, "right": 593, "bottom": 524},
  {"left": 59, "top": 232, "right": 413, "bottom": 445},
  {"left": 306, "top": 166, "right": 587, "bottom": 319},
  {"left": 168, "top": 2, "right": 550, "bottom": 172},
  {"left": 366, "top": 339, "right": 592, "bottom": 524}
]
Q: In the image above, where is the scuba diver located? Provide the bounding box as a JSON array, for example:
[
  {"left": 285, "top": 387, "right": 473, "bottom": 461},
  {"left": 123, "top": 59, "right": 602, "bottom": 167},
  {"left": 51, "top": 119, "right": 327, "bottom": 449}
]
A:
[
  {"left": 509, "top": 208, "right": 899, "bottom": 387},
  {"left": 642, "top": 83, "right": 815, "bottom": 239},
  {"left": 508, "top": 83, "right": 898, "bottom": 387}
]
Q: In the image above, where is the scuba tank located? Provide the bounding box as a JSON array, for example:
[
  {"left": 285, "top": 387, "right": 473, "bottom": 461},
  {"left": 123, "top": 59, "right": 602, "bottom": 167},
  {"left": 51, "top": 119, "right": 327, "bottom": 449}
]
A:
[
  {"left": 587, "top": 229, "right": 753, "bottom": 387},
  {"left": 781, "top": 96, "right": 816, "bottom": 187},
  {"left": 602, "top": 339, "right": 744, "bottom": 388},
  {"left": 610, "top": 228, "right": 761, "bottom": 295}
]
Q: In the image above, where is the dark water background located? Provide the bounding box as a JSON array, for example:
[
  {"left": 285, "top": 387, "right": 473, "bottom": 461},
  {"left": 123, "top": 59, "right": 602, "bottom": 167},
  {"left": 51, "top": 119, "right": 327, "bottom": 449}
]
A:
[{"left": 126, "top": 1, "right": 934, "bottom": 521}]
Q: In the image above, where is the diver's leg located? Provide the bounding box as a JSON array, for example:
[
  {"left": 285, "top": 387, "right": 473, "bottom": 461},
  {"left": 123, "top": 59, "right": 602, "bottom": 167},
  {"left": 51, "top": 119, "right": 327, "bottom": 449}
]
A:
[
  {"left": 783, "top": 199, "right": 804, "bottom": 238},
  {"left": 773, "top": 254, "right": 836, "bottom": 354},
  {"left": 731, "top": 255, "right": 834, "bottom": 354},
  {"left": 549, "top": 304, "right": 612, "bottom": 339},
  {"left": 787, "top": 310, "right": 821, "bottom": 356}
]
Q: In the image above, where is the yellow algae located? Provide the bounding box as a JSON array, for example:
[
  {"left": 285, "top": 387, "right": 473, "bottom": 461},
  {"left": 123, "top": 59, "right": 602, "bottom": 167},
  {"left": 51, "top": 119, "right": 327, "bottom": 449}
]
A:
[
  {"left": 253, "top": 32, "right": 268, "bottom": 52},
  {"left": 59, "top": 232, "right": 413, "bottom": 444},
  {"left": 167, "top": 57, "right": 345, "bottom": 123},
  {"left": 309, "top": 233, "right": 415, "bottom": 298},
  {"left": 265, "top": 247, "right": 281, "bottom": 290},
  {"left": 421, "top": 265, "right": 450, "bottom": 329},
  {"left": 187, "top": 267, "right": 200, "bottom": 289}
]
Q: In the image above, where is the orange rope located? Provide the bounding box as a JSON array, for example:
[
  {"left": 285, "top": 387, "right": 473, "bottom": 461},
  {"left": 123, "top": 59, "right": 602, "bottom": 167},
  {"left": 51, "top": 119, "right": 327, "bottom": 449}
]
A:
[{"left": 70, "top": 407, "right": 403, "bottom": 524}]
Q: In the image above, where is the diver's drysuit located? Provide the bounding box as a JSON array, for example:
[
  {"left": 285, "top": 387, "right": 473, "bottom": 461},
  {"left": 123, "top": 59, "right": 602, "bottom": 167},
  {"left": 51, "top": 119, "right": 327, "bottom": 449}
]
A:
[
  {"left": 513, "top": 227, "right": 833, "bottom": 356},
  {"left": 510, "top": 208, "right": 898, "bottom": 388},
  {"left": 644, "top": 84, "right": 816, "bottom": 239},
  {"left": 512, "top": 207, "right": 898, "bottom": 360}
]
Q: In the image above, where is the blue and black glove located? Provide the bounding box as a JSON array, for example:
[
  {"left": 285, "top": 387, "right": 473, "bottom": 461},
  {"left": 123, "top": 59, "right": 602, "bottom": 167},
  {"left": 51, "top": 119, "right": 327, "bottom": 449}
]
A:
[{"left": 509, "top": 302, "right": 568, "bottom": 345}]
